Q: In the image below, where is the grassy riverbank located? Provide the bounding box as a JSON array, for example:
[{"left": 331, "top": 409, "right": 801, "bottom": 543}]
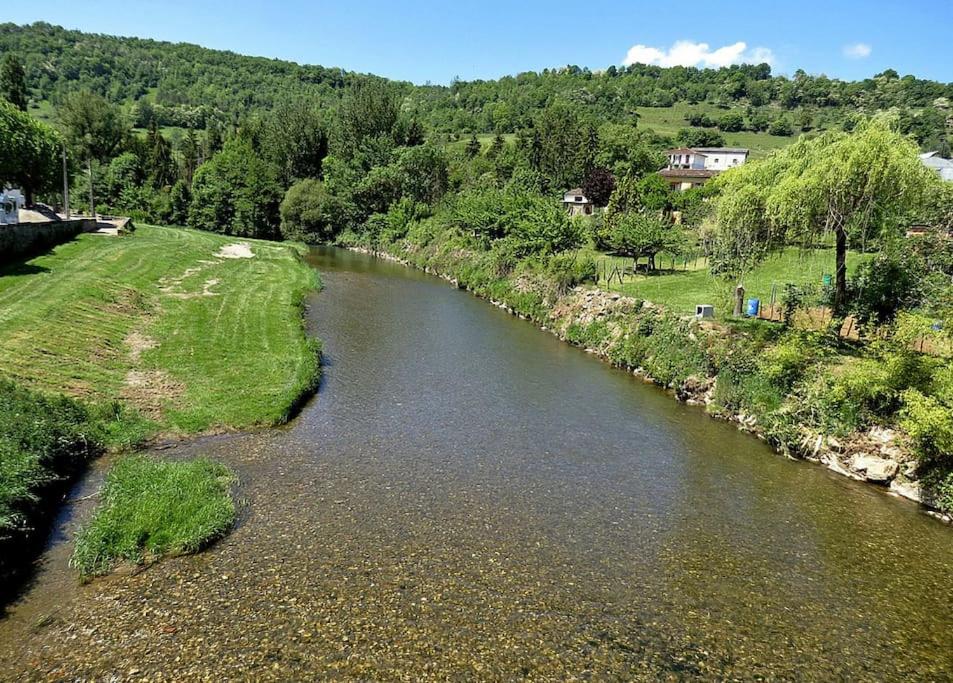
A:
[
  {"left": 0, "top": 225, "right": 320, "bottom": 583},
  {"left": 71, "top": 455, "right": 236, "bottom": 578},
  {"left": 0, "top": 224, "right": 321, "bottom": 434}
]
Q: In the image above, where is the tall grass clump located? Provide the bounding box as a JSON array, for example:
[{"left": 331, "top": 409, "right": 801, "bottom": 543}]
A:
[
  {"left": 71, "top": 455, "right": 236, "bottom": 578},
  {"left": 0, "top": 381, "right": 103, "bottom": 580}
]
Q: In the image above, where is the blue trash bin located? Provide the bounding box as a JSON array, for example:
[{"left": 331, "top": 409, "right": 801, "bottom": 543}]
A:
[{"left": 746, "top": 298, "right": 760, "bottom": 317}]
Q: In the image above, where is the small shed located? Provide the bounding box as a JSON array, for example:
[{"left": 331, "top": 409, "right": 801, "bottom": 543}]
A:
[{"left": 563, "top": 188, "right": 593, "bottom": 216}]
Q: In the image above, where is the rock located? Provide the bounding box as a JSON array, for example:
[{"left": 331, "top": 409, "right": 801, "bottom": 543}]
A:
[
  {"left": 826, "top": 436, "right": 844, "bottom": 453},
  {"left": 852, "top": 453, "right": 899, "bottom": 483},
  {"left": 868, "top": 425, "right": 897, "bottom": 445},
  {"left": 889, "top": 479, "right": 922, "bottom": 503}
]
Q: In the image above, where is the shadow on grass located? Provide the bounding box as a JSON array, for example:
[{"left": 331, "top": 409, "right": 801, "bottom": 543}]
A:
[{"left": 0, "top": 261, "right": 50, "bottom": 277}]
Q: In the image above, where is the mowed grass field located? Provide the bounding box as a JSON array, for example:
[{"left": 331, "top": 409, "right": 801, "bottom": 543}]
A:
[
  {"left": 0, "top": 225, "right": 320, "bottom": 434},
  {"left": 590, "top": 246, "right": 870, "bottom": 316}
]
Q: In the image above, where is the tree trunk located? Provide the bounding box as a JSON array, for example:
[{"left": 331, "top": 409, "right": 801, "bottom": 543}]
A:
[
  {"left": 23, "top": 185, "right": 33, "bottom": 208},
  {"left": 833, "top": 225, "right": 847, "bottom": 314},
  {"left": 87, "top": 156, "right": 96, "bottom": 218}
]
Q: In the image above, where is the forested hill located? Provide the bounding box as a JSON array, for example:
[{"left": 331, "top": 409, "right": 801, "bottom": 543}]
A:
[
  {"left": 3, "top": 21, "right": 952, "bottom": 152},
  {"left": 0, "top": 22, "right": 395, "bottom": 129}
]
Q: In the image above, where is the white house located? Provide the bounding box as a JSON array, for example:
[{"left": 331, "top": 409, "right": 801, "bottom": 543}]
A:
[
  {"left": 562, "top": 188, "right": 593, "bottom": 216},
  {"left": 920, "top": 151, "right": 953, "bottom": 182},
  {"left": 0, "top": 189, "right": 24, "bottom": 225},
  {"left": 660, "top": 147, "right": 749, "bottom": 191},
  {"left": 693, "top": 147, "right": 749, "bottom": 171}
]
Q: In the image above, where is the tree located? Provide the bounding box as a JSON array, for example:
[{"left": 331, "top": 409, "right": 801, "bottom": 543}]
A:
[
  {"left": 523, "top": 103, "right": 595, "bottom": 192},
  {"left": 715, "top": 117, "right": 937, "bottom": 311},
  {"left": 279, "top": 179, "right": 341, "bottom": 242},
  {"left": 768, "top": 116, "right": 793, "bottom": 136},
  {"left": 396, "top": 144, "right": 449, "bottom": 205},
  {"left": 596, "top": 123, "right": 664, "bottom": 178},
  {"left": 146, "top": 123, "right": 177, "bottom": 188},
  {"left": 0, "top": 54, "right": 28, "bottom": 111},
  {"left": 581, "top": 167, "right": 615, "bottom": 207},
  {"left": 0, "top": 100, "right": 61, "bottom": 206},
  {"left": 259, "top": 100, "right": 328, "bottom": 185},
  {"left": 717, "top": 110, "right": 745, "bottom": 132},
  {"left": 675, "top": 128, "right": 725, "bottom": 148},
  {"left": 465, "top": 134, "right": 481, "bottom": 159},
  {"left": 487, "top": 132, "right": 506, "bottom": 160},
  {"left": 335, "top": 79, "right": 400, "bottom": 163},
  {"left": 188, "top": 138, "right": 282, "bottom": 238},
  {"left": 604, "top": 211, "right": 684, "bottom": 271},
  {"left": 58, "top": 91, "right": 128, "bottom": 215}
]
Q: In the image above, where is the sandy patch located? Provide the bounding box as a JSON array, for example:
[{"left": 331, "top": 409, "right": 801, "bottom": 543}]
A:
[
  {"left": 216, "top": 243, "right": 255, "bottom": 259},
  {"left": 125, "top": 331, "right": 157, "bottom": 363}
]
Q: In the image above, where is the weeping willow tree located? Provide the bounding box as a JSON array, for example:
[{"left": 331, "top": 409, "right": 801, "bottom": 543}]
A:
[{"left": 712, "top": 116, "right": 937, "bottom": 313}]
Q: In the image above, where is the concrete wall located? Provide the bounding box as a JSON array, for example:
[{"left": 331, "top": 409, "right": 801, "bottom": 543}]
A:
[{"left": 0, "top": 219, "right": 98, "bottom": 264}]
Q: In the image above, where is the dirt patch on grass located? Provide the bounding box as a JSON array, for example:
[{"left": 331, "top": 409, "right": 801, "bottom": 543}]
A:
[
  {"left": 120, "top": 370, "right": 184, "bottom": 420},
  {"left": 216, "top": 243, "right": 255, "bottom": 259},
  {"left": 124, "top": 331, "right": 157, "bottom": 363}
]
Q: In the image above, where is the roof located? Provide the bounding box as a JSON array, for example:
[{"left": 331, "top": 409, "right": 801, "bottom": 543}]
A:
[
  {"left": 694, "top": 147, "right": 750, "bottom": 155},
  {"left": 563, "top": 188, "right": 591, "bottom": 203},
  {"left": 920, "top": 153, "right": 953, "bottom": 181},
  {"left": 665, "top": 147, "right": 707, "bottom": 156},
  {"left": 659, "top": 168, "right": 718, "bottom": 178}
]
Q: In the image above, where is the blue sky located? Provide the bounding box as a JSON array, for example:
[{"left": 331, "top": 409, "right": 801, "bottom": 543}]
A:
[{"left": 6, "top": 1, "right": 951, "bottom": 84}]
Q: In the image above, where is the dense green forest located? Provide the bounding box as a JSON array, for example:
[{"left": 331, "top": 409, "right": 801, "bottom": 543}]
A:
[{"left": 3, "top": 21, "right": 952, "bottom": 148}]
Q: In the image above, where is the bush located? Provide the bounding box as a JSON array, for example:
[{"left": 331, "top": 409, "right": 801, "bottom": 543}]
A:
[
  {"left": 901, "top": 390, "right": 953, "bottom": 463},
  {"left": 71, "top": 455, "right": 236, "bottom": 578},
  {"left": 849, "top": 246, "right": 922, "bottom": 325},
  {"left": 280, "top": 178, "right": 351, "bottom": 243}
]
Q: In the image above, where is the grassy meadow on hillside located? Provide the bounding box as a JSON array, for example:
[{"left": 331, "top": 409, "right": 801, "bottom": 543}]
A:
[
  {"left": 635, "top": 104, "right": 796, "bottom": 157},
  {"left": 0, "top": 225, "right": 320, "bottom": 434}
]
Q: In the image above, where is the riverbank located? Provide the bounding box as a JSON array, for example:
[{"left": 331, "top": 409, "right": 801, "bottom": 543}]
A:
[
  {"left": 0, "top": 225, "right": 321, "bottom": 587},
  {"left": 345, "top": 241, "right": 953, "bottom": 523},
  {"left": 0, "top": 224, "right": 321, "bottom": 435}
]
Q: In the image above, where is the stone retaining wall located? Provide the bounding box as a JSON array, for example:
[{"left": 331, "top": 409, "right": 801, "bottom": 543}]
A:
[{"left": 0, "top": 219, "right": 98, "bottom": 263}]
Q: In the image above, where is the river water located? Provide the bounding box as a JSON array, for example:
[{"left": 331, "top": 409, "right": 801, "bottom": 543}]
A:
[{"left": 1, "top": 246, "right": 951, "bottom": 680}]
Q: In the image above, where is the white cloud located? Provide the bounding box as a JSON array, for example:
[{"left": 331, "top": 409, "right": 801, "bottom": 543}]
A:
[
  {"left": 843, "top": 42, "right": 872, "bottom": 59},
  {"left": 622, "top": 40, "right": 776, "bottom": 68}
]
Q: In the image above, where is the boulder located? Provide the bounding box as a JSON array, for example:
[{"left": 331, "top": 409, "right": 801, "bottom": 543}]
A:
[
  {"left": 889, "top": 479, "right": 923, "bottom": 503},
  {"left": 851, "top": 453, "right": 899, "bottom": 483}
]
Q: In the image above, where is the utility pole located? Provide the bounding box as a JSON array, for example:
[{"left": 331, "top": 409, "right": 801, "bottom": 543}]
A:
[
  {"left": 87, "top": 157, "right": 95, "bottom": 219},
  {"left": 61, "top": 145, "right": 70, "bottom": 220}
]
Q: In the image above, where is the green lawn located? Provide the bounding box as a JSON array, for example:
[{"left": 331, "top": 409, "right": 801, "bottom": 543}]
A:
[
  {"left": 0, "top": 225, "right": 320, "bottom": 434},
  {"left": 590, "top": 246, "right": 870, "bottom": 316}
]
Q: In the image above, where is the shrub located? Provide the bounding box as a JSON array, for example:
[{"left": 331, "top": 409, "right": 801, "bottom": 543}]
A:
[
  {"left": 900, "top": 390, "right": 953, "bottom": 463},
  {"left": 761, "top": 332, "right": 824, "bottom": 390},
  {"left": 280, "top": 178, "right": 341, "bottom": 243},
  {"left": 544, "top": 252, "right": 597, "bottom": 294}
]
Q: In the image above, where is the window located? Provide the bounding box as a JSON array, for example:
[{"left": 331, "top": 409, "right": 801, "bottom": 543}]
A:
[
  {"left": 714, "top": 158, "right": 719, "bottom": 164},
  {"left": 732, "top": 158, "right": 739, "bottom": 165},
  {"left": 574, "top": 196, "right": 583, "bottom": 202}
]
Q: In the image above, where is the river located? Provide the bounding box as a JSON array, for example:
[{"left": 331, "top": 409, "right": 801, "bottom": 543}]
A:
[{"left": 1, "top": 246, "right": 951, "bottom": 680}]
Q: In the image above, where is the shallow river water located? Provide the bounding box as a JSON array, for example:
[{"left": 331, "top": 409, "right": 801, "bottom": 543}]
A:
[{"left": 1, "top": 246, "right": 952, "bottom": 680}]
